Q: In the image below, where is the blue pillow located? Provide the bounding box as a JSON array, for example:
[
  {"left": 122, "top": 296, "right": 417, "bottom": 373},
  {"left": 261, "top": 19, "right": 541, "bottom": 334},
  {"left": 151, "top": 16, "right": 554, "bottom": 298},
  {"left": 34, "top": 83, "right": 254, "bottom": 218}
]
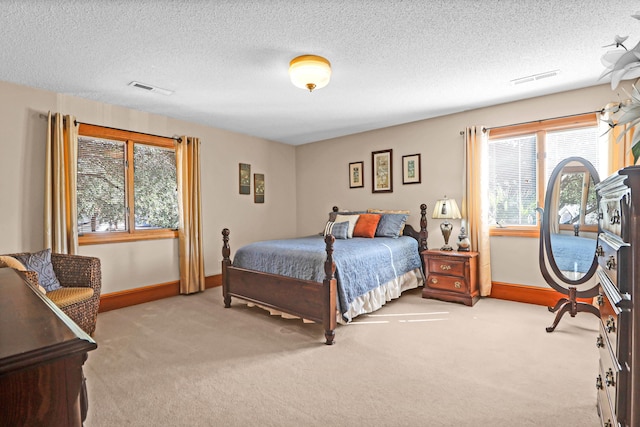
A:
[
  {"left": 375, "top": 214, "right": 408, "bottom": 238},
  {"left": 14, "top": 248, "right": 62, "bottom": 292},
  {"left": 324, "top": 221, "right": 349, "bottom": 239}
]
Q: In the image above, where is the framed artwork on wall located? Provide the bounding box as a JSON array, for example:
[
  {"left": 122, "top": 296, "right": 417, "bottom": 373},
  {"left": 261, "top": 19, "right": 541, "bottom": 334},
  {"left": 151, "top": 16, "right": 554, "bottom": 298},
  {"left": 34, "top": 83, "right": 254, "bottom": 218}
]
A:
[
  {"left": 239, "top": 163, "right": 251, "bottom": 194},
  {"left": 402, "top": 153, "right": 421, "bottom": 184},
  {"left": 254, "top": 173, "right": 265, "bottom": 203},
  {"left": 349, "top": 161, "right": 364, "bottom": 188},
  {"left": 372, "top": 149, "right": 393, "bottom": 193}
]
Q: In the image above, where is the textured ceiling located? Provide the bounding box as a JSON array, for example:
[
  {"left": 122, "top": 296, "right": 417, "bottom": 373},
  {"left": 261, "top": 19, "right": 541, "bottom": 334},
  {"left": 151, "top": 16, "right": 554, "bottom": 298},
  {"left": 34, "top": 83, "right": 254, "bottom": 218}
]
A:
[{"left": 1, "top": 1, "right": 638, "bottom": 145}]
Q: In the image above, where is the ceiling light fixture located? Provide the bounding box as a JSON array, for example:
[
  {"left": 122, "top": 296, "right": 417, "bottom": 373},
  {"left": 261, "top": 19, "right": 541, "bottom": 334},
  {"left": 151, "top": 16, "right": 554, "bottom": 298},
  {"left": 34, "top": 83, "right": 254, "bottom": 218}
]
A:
[{"left": 289, "top": 55, "right": 331, "bottom": 92}]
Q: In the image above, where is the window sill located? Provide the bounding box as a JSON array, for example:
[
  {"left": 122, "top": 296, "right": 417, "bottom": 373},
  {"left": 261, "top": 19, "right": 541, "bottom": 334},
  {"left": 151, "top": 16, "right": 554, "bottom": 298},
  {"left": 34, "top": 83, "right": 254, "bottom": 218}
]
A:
[
  {"left": 490, "top": 227, "right": 539, "bottom": 238},
  {"left": 79, "top": 229, "right": 178, "bottom": 245}
]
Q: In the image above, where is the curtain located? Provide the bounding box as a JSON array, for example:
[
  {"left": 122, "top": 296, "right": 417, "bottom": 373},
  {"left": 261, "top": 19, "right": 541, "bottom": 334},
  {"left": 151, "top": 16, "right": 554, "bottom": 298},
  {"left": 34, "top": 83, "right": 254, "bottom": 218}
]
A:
[
  {"left": 44, "top": 112, "right": 79, "bottom": 254},
  {"left": 605, "top": 102, "right": 636, "bottom": 172},
  {"left": 462, "top": 126, "right": 492, "bottom": 296},
  {"left": 176, "top": 136, "right": 205, "bottom": 294}
]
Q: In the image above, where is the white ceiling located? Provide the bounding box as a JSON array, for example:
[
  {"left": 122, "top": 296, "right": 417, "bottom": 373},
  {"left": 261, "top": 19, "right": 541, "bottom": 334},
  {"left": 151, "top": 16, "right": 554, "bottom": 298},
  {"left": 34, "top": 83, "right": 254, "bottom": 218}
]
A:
[{"left": 1, "top": 1, "right": 637, "bottom": 145}]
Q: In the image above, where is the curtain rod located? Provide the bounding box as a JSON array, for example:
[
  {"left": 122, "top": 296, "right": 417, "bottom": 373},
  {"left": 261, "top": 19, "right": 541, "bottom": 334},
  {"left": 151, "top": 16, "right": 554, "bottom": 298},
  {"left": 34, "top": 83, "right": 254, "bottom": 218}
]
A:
[
  {"left": 485, "top": 109, "right": 605, "bottom": 132},
  {"left": 39, "top": 113, "right": 182, "bottom": 142}
]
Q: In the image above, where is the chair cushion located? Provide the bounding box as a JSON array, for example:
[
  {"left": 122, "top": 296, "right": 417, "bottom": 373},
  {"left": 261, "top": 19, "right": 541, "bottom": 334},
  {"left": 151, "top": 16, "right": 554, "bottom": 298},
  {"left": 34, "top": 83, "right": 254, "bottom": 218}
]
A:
[
  {"left": 47, "top": 287, "right": 94, "bottom": 308},
  {"left": 13, "top": 249, "right": 62, "bottom": 292}
]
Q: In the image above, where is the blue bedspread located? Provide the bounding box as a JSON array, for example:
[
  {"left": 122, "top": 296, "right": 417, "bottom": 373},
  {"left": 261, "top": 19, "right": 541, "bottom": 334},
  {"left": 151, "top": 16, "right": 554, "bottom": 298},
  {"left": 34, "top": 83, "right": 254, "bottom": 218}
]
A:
[
  {"left": 232, "top": 235, "right": 422, "bottom": 317},
  {"left": 549, "top": 233, "right": 596, "bottom": 273}
]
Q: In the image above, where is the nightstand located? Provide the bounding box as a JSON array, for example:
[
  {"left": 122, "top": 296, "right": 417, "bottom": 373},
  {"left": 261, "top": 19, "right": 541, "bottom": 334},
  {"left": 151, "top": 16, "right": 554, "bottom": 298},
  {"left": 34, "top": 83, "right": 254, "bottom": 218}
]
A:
[{"left": 421, "top": 250, "right": 479, "bottom": 306}]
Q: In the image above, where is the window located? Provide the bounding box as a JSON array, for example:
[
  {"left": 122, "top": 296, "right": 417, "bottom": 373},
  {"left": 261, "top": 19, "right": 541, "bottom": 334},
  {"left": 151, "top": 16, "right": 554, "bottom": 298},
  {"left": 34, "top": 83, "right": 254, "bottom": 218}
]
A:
[
  {"left": 77, "top": 124, "right": 178, "bottom": 244},
  {"left": 487, "top": 113, "right": 606, "bottom": 237}
]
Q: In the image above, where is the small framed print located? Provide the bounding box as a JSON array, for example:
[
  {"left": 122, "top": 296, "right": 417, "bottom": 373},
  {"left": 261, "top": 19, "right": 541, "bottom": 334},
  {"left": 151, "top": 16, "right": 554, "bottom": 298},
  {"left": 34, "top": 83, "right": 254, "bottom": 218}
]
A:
[
  {"left": 254, "top": 173, "right": 264, "bottom": 203},
  {"left": 402, "top": 153, "right": 421, "bottom": 184},
  {"left": 372, "top": 149, "right": 393, "bottom": 193},
  {"left": 349, "top": 161, "right": 364, "bottom": 188},
  {"left": 239, "top": 163, "right": 251, "bottom": 194}
]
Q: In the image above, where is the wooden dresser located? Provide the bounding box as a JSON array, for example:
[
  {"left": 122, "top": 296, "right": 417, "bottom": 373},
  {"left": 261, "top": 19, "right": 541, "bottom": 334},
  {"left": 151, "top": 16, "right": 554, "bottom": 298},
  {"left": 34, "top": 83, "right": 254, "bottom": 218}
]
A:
[
  {"left": 0, "top": 268, "right": 97, "bottom": 427},
  {"left": 421, "top": 250, "right": 479, "bottom": 306},
  {"left": 594, "top": 166, "right": 640, "bottom": 427}
]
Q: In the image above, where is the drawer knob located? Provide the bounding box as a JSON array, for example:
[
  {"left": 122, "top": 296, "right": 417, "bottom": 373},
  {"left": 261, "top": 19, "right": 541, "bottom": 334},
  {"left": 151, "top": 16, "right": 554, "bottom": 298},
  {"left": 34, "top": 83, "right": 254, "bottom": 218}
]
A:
[
  {"left": 596, "top": 295, "right": 604, "bottom": 306},
  {"left": 596, "top": 245, "right": 604, "bottom": 257},
  {"left": 606, "top": 316, "right": 616, "bottom": 333},
  {"left": 454, "top": 281, "right": 461, "bottom": 288},
  {"left": 440, "top": 264, "right": 452, "bottom": 271},
  {"left": 431, "top": 278, "right": 438, "bottom": 284},
  {"left": 605, "top": 368, "right": 615, "bottom": 387},
  {"left": 596, "top": 335, "right": 604, "bottom": 348},
  {"left": 606, "top": 255, "right": 616, "bottom": 270},
  {"left": 604, "top": 421, "right": 612, "bottom": 427},
  {"left": 596, "top": 375, "right": 603, "bottom": 390}
]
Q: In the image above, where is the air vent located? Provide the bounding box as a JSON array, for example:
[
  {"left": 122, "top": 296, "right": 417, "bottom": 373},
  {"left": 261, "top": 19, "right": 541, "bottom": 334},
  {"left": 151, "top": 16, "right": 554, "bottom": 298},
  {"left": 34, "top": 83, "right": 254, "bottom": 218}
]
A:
[
  {"left": 511, "top": 70, "right": 560, "bottom": 86},
  {"left": 128, "top": 81, "right": 173, "bottom": 96}
]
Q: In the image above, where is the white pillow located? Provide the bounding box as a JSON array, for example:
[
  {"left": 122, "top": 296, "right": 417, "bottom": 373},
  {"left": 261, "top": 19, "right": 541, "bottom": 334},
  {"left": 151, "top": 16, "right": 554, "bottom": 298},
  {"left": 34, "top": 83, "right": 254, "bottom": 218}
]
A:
[{"left": 334, "top": 214, "right": 360, "bottom": 238}]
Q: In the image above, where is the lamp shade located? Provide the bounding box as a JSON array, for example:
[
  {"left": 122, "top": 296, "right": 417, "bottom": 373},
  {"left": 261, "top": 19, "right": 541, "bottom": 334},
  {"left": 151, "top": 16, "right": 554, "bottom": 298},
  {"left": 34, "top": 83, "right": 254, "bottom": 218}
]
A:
[
  {"left": 432, "top": 197, "right": 461, "bottom": 220},
  {"left": 289, "top": 55, "right": 331, "bottom": 92}
]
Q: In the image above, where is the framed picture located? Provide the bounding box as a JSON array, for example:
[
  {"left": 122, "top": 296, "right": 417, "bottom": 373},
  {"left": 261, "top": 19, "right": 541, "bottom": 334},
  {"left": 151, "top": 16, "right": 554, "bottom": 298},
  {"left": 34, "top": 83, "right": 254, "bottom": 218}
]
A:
[
  {"left": 239, "top": 163, "right": 251, "bottom": 194},
  {"left": 349, "top": 161, "right": 364, "bottom": 188},
  {"left": 402, "top": 153, "right": 421, "bottom": 184},
  {"left": 254, "top": 173, "right": 264, "bottom": 203},
  {"left": 372, "top": 149, "right": 393, "bottom": 193}
]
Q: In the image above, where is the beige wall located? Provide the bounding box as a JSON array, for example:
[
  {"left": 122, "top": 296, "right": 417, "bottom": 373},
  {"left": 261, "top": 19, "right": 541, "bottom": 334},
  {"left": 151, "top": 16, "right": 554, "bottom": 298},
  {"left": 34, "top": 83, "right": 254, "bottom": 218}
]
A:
[
  {"left": 0, "top": 80, "right": 297, "bottom": 293},
  {"left": 1, "top": 78, "right": 629, "bottom": 294},
  {"left": 295, "top": 83, "right": 631, "bottom": 288}
]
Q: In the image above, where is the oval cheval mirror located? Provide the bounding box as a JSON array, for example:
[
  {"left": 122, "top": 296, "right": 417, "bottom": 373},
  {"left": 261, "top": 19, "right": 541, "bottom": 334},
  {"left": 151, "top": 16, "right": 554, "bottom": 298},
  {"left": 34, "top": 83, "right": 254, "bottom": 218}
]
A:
[{"left": 538, "top": 156, "right": 601, "bottom": 332}]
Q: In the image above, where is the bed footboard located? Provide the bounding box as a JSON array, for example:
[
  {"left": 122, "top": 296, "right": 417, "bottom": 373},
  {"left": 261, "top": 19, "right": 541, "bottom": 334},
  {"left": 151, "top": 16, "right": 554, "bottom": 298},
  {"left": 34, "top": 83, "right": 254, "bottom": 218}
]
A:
[{"left": 221, "top": 229, "right": 337, "bottom": 345}]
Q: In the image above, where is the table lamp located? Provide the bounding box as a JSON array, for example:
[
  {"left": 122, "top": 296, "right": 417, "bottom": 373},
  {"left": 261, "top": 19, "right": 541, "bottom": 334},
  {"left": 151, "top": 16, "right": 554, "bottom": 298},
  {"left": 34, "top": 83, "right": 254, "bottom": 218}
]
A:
[{"left": 432, "top": 196, "right": 461, "bottom": 251}]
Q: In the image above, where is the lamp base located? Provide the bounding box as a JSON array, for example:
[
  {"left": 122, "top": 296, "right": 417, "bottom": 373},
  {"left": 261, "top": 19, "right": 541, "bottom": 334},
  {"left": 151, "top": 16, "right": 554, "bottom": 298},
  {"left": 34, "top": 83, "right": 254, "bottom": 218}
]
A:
[{"left": 440, "top": 221, "right": 454, "bottom": 252}]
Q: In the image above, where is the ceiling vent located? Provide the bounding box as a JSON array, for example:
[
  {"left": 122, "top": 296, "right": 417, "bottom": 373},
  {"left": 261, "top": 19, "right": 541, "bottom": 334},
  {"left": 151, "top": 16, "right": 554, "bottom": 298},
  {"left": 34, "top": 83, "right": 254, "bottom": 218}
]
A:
[
  {"left": 128, "top": 81, "right": 173, "bottom": 96},
  {"left": 510, "top": 70, "right": 560, "bottom": 86}
]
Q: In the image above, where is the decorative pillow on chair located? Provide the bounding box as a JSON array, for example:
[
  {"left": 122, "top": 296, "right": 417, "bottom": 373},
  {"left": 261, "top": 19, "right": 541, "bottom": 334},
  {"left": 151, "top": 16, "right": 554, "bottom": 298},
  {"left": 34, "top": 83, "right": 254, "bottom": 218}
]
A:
[
  {"left": 323, "top": 221, "right": 349, "bottom": 239},
  {"left": 14, "top": 249, "right": 62, "bottom": 292},
  {"left": 375, "top": 214, "right": 409, "bottom": 238},
  {"left": 353, "top": 214, "right": 381, "bottom": 238}
]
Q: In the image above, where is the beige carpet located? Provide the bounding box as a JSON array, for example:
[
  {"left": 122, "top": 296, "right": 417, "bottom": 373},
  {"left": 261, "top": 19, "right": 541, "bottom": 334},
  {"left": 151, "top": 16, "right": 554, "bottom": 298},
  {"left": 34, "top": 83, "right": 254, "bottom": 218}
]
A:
[{"left": 84, "top": 288, "right": 601, "bottom": 426}]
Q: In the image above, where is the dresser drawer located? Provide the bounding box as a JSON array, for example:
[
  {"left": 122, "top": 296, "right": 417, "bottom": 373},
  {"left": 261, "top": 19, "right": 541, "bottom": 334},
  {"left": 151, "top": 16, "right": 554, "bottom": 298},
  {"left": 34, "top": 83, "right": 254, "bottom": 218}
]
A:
[
  {"left": 597, "top": 236, "right": 620, "bottom": 289},
  {"left": 599, "top": 198, "right": 623, "bottom": 238},
  {"left": 596, "top": 362, "right": 617, "bottom": 427},
  {"left": 597, "top": 297, "right": 619, "bottom": 353},
  {"left": 597, "top": 321, "right": 621, "bottom": 407},
  {"left": 426, "top": 274, "right": 467, "bottom": 294},
  {"left": 427, "top": 257, "right": 465, "bottom": 277}
]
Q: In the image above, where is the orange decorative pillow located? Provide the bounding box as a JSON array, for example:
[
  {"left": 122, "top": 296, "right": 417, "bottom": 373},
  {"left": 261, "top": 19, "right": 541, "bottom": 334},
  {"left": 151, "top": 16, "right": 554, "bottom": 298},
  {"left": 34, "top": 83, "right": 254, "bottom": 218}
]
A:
[{"left": 353, "top": 214, "right": 381, "bottom": 238}]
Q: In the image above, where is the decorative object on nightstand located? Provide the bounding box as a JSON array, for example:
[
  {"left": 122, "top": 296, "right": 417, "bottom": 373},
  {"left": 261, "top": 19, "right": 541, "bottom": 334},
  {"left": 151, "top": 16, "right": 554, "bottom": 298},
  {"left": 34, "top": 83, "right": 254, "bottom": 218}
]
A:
[
  {"left": 457, "top": 227, "right": 471, "bottom": 252},
  {"left": 432, "top": 196, "right": 461, "bottom": 251},
  {"left": 421, "top": 249, "right": 479, "bottom": 306}
]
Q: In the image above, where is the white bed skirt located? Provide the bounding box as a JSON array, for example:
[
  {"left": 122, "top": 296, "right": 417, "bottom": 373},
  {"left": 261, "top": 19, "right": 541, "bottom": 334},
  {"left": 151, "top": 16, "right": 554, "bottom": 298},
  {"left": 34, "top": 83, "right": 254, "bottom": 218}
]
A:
[{"left": 246, "top": 267, "right": 425, "bottom": 324}]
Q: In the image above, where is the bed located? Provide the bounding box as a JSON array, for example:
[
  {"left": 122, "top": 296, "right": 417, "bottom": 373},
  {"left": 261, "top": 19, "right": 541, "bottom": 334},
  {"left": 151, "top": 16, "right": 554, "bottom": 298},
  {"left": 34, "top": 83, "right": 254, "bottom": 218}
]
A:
[{"left": 221, "top": 204, "right": 429, "bottom": 345}]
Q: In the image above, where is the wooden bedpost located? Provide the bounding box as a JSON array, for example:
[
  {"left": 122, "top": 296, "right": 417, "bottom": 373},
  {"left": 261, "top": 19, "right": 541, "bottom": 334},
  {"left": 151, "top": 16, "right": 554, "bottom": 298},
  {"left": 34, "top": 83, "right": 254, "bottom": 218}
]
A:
[
  {"left": 419, "top": 203, "right": 428, "bottom": 251},
  {"left": 323, "top": 234, "right": 337, "bottom": 345},
  {"left": 222, "top": 228, "right": 231, "bottom": 308}
]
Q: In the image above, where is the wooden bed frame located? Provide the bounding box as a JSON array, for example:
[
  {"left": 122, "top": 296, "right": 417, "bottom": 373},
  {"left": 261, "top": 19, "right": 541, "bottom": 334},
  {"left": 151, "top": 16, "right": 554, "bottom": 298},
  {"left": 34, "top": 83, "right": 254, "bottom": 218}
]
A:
[{"left": 221, "top": 204, "right": 428, "bottom": 345}]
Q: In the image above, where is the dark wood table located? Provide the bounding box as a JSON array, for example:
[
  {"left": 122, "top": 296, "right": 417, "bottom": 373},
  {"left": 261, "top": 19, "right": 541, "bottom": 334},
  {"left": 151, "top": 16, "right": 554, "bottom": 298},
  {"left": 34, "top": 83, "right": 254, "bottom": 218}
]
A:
[{"left": 0, "top": 268, "right": 97, "bottom": 427}]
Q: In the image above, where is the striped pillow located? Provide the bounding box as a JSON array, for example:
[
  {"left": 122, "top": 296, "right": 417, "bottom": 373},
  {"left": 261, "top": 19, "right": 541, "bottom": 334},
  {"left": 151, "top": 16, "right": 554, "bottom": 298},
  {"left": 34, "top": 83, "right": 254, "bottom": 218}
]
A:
[{"left": 323, "top": 221, "right": 349, "bottom": 239}]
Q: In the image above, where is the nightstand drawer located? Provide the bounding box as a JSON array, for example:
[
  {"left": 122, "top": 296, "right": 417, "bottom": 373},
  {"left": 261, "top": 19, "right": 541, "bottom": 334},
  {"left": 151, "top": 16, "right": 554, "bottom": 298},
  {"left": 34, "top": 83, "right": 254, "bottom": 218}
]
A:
[
  {"left": 427, "top": 258, "right": 465, "bottom": 277},
  {"left": 427, "top": 274, "right": 467, "bottom": 294},
  {"left": 421, "top": 250, "right": 479, "bottom": 306}
]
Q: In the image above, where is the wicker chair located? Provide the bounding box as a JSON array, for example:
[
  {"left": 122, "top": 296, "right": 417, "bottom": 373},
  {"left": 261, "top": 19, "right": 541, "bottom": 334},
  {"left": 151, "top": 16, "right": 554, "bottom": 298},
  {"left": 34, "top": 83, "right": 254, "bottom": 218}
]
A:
[{"left": 8, "top": 253, "right": 102, "bottom": 336}]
